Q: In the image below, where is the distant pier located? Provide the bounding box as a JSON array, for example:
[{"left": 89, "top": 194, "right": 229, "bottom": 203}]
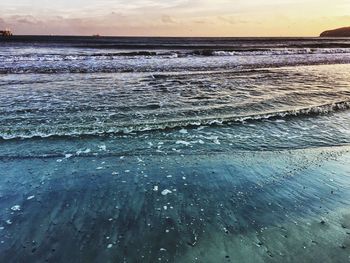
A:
[{"left": 0, "top": 30, "right": 13, "bottom": 37}]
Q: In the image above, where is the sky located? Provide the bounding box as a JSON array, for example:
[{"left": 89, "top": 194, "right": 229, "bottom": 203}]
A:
[{"left": 0, "top": 0, "right": 350, "bottom": 36}]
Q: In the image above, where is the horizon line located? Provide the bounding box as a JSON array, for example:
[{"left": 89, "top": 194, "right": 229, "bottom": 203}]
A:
[{"left": 2, "top": 34, "right": 324, "bottom": 38}]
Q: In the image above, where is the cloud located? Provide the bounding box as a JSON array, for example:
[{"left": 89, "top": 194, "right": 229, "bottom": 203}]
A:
[
  {"left": 193, "top": 20, "right": 206, "bottom": 24},
  {"left": 0, "top": 17, "right": 6, "bottom": 27},
  {"left": 10, "top": 15, "right": 43, "bottom": 25},
  {"left": 217, "top": 16, "right": 249, "bottom": 25},
  {"left": 1, "top": 0, "right": 349, "bottom": 36},
  {"left": 161, "top": 15, "right": 176, "bottom": 24}
]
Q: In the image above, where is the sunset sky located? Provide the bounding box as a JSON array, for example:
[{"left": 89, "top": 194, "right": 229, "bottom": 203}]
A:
[{"left": 1, "top": 0, "right": 350, "bottom": 36}]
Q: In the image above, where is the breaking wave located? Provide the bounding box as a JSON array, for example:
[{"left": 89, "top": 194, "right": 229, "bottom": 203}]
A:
[
  {"left": 2, "top": 48, "right": 350, "bottom": 63},
  {"left": 1, "top": 100, "right": 349, "bottom": 140}
]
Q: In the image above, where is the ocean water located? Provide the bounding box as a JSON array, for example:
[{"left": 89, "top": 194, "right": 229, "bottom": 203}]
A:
[{"left": 1, "top": 37, "right": 350, "bottom": 262}]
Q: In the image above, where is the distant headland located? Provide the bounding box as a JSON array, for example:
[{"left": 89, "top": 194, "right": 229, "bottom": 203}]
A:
[{"left": 320, "top": 27, "right": 350, "bottom": 37}]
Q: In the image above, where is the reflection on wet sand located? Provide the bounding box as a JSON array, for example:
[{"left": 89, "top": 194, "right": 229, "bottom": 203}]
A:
[{"left": 0, "top": 147, "right": 349, "bottom": 262}]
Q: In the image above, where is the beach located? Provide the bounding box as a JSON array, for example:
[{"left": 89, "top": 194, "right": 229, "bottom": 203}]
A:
[{"left": 1, "top": 37, "right": 350, "bottom": 262}]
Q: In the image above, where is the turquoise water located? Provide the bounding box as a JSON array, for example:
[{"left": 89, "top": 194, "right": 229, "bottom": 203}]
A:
[
  {"left": 1, "top": 37, "right": 350, "bottom": 262},
  {"left": 1, "top": 146, "right": 350, "bottom": 262}
]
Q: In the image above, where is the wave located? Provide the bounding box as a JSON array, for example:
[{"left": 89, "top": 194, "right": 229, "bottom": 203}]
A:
[
  {"left": 2, "top": 60, "right": 350, "bottom": 75},
  {"left": 0, "top": 51, "right": 178, "bottom": 62},
  {"left": 1, "top": 48, "right": 350, "bottom": 63},
  {"left": 1, "top": 144, "right": 350, "bottom": 160},
  {"left": 210, "top": 48, "right": 350, "bottom": 56},
  {"left": 1, "top": 100, "right": 349, "bottom": 140}
]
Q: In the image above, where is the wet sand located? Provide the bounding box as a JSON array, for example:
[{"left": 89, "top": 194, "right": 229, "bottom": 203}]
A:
[{"left": 0, "top": 146, "right": 349, "bottom": 262}]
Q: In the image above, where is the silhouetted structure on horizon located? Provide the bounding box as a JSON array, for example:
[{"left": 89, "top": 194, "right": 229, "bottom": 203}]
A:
[{"left": 0, "top": 30, "right": 13, "bottom": 37}]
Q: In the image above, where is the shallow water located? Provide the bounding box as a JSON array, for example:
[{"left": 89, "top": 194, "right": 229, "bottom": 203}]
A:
[{"left": 1, "top": 37, "right": 350, "bottom": 262}]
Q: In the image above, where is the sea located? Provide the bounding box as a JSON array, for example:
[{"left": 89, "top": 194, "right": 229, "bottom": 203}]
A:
[{"left": 0, "top": 36, "right": 350, "bottom": 262}]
